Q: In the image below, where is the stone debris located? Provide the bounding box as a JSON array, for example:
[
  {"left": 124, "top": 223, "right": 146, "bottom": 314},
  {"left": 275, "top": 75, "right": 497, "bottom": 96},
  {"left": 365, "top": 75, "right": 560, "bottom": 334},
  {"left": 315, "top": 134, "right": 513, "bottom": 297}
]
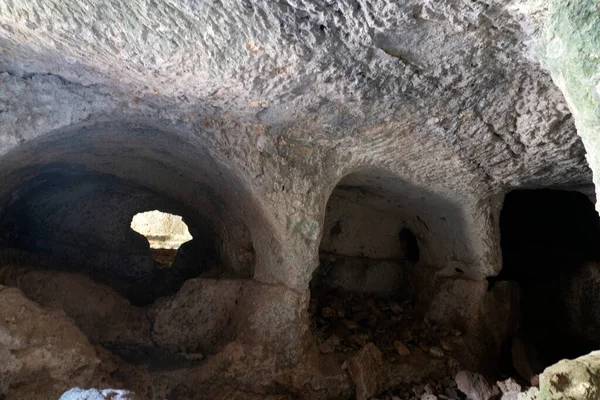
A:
[
  {"left": 310, "top": 289, "right": 462, "bottom": 362},
  {"left": 498, "top": 378, "right": 521, "bottom": 392},
  {"left": 347, "top": 342, "right": 385, "bottom": 400},
  {"left": 517, "top": 388, "right": 540, "bottom": 400},
  {"left": 497, "top": 377, "right": 522, "bottom": 400},
  {"left": 455, "top": 370, "right": 500, "bottom": 400},
  {"left": 500, "top": 391, "right": 519, "bottom": 400},
  {"left": 522, "top": 350, "right": 600, "bottom": 400},
  {"left": 394, "top": 340, "right": 411, "bottom": 356},
  {"left": 430, "top": 346, "right": 445, "bottom": 358},
  {"left": 319, "top": 334, "right": 341, "bottom": 354},
  {"left": 311, "top": 289, "right": 470, "bottom": 398},
  {"left": 373, "top": 376, "right": 461, "bottom": 400},
  {"left": 390, "top": 302, "right": 404, "bottom": 315},
  {"left": 382, "top": 351, "right": 600, "bottom": 400}
]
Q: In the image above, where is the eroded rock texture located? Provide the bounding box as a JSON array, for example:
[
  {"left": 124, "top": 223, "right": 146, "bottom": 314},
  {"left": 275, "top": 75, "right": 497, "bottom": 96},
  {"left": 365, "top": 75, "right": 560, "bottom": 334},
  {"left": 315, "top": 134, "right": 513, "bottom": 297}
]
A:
[
  {"left": 0, "top": 266, "right": 152, "bottom": 347},
  {"left": 1, "top": 0, "right": 600, "bottom": 399},
  {"left": 0, "top": 285, "right": 100, "bottom": 399}
]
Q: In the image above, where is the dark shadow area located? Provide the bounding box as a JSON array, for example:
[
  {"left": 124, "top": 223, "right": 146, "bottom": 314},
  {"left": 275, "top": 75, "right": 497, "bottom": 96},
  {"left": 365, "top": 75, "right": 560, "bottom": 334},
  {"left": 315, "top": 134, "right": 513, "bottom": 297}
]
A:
[
  {"left": 400, "top": 228, "right": 420, "bottom": 262},
  {"left": 499, "top": 189, "right": 600, "bottom": 375},
  {"left": 0, "top": 120, "right": 269, "bottom": 290},
  {"left": 0, "top": 164, "right": 222, "bottom": 305}
]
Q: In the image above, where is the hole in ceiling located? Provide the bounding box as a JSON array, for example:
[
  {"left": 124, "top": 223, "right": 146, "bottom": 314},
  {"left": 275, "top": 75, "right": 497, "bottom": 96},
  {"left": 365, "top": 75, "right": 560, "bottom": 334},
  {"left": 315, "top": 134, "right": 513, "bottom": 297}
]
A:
[{"left": 130, "top": 210, "right": 193, "bottom": 267}]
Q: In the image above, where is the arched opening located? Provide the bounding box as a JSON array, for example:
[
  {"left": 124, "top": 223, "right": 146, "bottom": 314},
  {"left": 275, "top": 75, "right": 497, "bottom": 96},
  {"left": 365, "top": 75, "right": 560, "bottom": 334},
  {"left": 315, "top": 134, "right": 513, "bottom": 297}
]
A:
[
  {"left": 498, "top": 188, "right": 600, "bottom": 382},
  {"left": 309, "top": 169, "right": 471, "bottom": 394},
  {"left": 0, "top": 162, "right": 233, "bottom": 305},
  {"left": 130, "top": 210, "right": 193, "bottom": 266},
  {"left": 312, "top": 185, "right": 422, "bottom": 296},
  {"left": 0, "top": 120, "right": 279, "bottom": 372},
  {"left": 0, "top": 121, "right": 269, "bottom": 285}
]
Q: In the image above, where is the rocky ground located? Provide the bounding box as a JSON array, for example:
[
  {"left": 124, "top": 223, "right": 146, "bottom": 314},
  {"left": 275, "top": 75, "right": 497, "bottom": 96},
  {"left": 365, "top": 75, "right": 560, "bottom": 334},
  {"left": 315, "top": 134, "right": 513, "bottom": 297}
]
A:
[
  {"left": 374, "top": 377, "right": 464, "bottom": 400},
  {"left": 373, "top": 368, "right": 528, "bottom": 400},
  {"left": 308, "top": 287, "right": 542, "bottom": 400},
  {"left": 5, "top": 260, "right": 600, "bottom": 400},
  {"left": 310, "top": 288, "right": 462, "bottom": 362},
  {"left": 310, "top": 288, "right": 473, "bottom": 399}
]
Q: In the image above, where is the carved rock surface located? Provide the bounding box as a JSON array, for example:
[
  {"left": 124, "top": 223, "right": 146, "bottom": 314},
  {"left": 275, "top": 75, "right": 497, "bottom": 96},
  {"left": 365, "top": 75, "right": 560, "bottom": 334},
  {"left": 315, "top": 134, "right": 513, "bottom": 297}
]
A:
[
  {"left": 0, "top": 285, "right": 100, "bottom": 399},
  {"left": 0, "top": 1, "right": 599, "bottom": 399},
  {"left": 0, "top": 266, "right": 152, "bottom": 347},
  {"left": 455, "top": 370, "right": 500, "bottom": 400},
  {"left": 536, "top": 351, "right": 600, "bottom": 400},
  {"left": 347, "top": 342, "right": 385, "bottom": 400},
  {"left": 0, "top": 0, "right": 593, "bottom": 292},
  {"left": 151, "top": 278, "right": 244, "bottom": 353}
]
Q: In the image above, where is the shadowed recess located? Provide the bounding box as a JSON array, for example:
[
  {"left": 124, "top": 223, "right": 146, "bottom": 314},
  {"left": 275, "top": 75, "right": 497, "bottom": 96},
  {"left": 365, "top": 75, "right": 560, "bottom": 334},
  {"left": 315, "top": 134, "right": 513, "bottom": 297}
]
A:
[
  {"left": 499, "top": 189, "right": 600, "bottom": 373},
  {"left": 0, "top": 120, "right": 282, "bottom": 303}
]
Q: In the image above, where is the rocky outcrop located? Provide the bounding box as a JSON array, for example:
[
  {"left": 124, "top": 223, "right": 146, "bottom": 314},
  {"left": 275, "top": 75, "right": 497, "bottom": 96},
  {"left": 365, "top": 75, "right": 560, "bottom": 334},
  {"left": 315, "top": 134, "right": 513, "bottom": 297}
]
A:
[
  {"left": 511, "top": 351, "right": 600, "bottom": 400},
  {"left": 0, "top": 284, "right": 100, "bottom": 399},
  {"left": 539, "top": 351, "right": 600, "bottom": 400},
  {"left": 455, "top": 370, "right": 500, "bottom": 400},
  {"left": 347, "top": 343, "right": 385, "bottom": 400},
  {"left": 0, "top": 266, "right": 152, "bottom": 347},
  {"left": 151, "top": 278, "right": 243, "bottom": 354},
  {"left": 151, "top": 278, "right": 309, "bottom": 357}
]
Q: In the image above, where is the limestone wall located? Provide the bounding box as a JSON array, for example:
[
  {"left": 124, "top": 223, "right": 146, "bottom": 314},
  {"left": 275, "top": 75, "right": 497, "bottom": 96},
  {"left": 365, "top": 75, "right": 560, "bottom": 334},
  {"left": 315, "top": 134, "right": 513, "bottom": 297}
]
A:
[{"left": 0, "top": 0, "right": 598, "bottom": 398}]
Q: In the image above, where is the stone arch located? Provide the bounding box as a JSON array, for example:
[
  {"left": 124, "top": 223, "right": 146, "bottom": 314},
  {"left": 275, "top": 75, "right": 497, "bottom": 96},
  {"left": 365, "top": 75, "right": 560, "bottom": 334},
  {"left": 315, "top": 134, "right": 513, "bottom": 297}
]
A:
[
  {"left": 0, "top": 119, "right": 284, "bottom": 301},
  {"left": 306, "top": 166, "right": 520, "bottom": 377},
  {"left": 311, "top": 166, "right": 478, "bottom": 294},
  {"left": 308, "top": 167, "right": 472, "bottom": 353}
]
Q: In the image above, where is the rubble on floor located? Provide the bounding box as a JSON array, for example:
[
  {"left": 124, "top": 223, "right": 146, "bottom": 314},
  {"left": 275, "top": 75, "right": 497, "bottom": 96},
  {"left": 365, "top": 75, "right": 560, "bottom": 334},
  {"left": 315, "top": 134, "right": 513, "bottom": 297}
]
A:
[
  {"left": 347, "top": 342, "right": 386, "bottom": 400},
  {"left": 310, "top": 288, "right": 464, "bottom": 361},
  {"left": 372, "top": 376, "right": 463, "bottom": 400},
  {"left": 373, "top": 372, "right": 528, "bottom": 400},
  {"left": 313, "top": 301, "right": 543, "bottom": 400},
  {"left": 310, "top": 288, "right": 467, "bottom": 397},
  {"left": 6, "top": 261, "right": 600, "bottom": 400}
]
